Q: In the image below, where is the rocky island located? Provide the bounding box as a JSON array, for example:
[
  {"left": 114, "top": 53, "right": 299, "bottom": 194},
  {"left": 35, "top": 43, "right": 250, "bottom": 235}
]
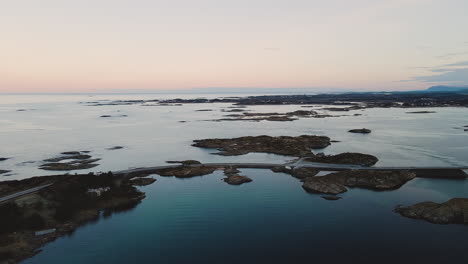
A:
[
  {"left": 302, "top": 170, "right": 416, "bottom": 195},
  {"left": 0, "top": 172, "right": 152, "bottom": 263},
  {"left": 192, "top": 135, "right": 331, "bottom": 156},
  {"left": 39, "top": 152, "right": 100, "bottom": 171},
  {"left": 395, "top": 198, "right": 468, "bottom": 225}
]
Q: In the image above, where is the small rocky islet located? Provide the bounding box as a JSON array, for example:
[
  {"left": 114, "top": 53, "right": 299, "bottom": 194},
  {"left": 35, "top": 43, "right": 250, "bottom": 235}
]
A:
[
  {"left": 348, "top": 128, "right": 372, "bottom": 134},
  {"left": 39, "top": 151, "right": 100, "bottom": 171}
]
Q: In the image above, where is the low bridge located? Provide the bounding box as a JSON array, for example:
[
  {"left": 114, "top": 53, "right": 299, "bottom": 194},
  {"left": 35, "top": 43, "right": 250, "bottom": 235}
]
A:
[{"left": 1, "top": 162, "right": 467, "bottom": 204}]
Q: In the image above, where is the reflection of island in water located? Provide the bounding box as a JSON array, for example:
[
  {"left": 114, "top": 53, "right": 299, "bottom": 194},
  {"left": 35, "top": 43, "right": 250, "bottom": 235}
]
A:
[
  {"left": 2, "top": 131, "right": 468, "bottom": 263},
  {"left": 0, "top": 172, "right": 149, "bottom": 263}
]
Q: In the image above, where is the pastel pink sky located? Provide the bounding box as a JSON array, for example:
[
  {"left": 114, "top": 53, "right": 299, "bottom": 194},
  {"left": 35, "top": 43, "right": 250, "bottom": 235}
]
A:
[{"left": 1, "top": 0, "right": 468, "bottom": 93}]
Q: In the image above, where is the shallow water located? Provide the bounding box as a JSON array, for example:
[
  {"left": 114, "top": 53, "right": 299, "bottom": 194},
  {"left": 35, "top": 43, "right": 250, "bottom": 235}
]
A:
[
  {"left": 24, "top": 170, "right": 468, "bottom": 263},
  {"left": 1, "top": 94, "right": 467, "bottom": 180},
  {"left": 1, "top": 94, "right": 468, "bottom": 263}
]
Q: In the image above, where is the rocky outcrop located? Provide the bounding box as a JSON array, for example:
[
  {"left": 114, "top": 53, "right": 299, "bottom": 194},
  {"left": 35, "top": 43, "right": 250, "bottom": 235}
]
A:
[
  {"left": 271, "top": 166, "right": 321, "bottom": 179},
  {"left": 304, "top": 152, "right": 378, "bottom": 166},
  {"left": 0, "top": 158, "right": 10, "bottom": 162},
  {"left": 271, "top": 166, "right": 293, "bottom": 174},
  {"left": 223, "top": 175, "right": 253, "bottom": 185},
  {"left": 44, "top": 154, "right": 92, "bottom": 163},
  {"left": 224, "top": 167, "right": 240, "bottom": 176},
  {"left": 348, "top": 128, "right": 371, "bottom": 134},
  {"left": 290, "top": 167, "right": 319, "bottom": 179},
  {"left": 302, "top": 170, "right": 416, "bottom": 194},
  {"left": 221, "top": 167, "right": 252, "bottom": 185},
  {"left": 192, "top": 135, "right": 331, "bottom": 156},
  {"left": 39, "top": 160, "right": 100, "bottom": 171},
  {"left": 166, "top": 160, "right": 202, "bottom": 165},
  {"left": 395, "top": 198, "right": 468, "bottom": 225},
  {"left": 406, "top": 111, "right": 436, "bottom": 114},
  {"left": 108, "top": 146, "right": 124, "bottom": 150},
  {"left": 154, "top": 166, "right": 217, "bottom": 178},
  {"left": 302, "top": 174, "right": 348, "bottom": 194},
  {"left": 411, "top": 169, "right": 467, "bottom": 179},
  {"left": 0, "top": 170, "right": 11, "bottom": 175},
  {"left": 40, "top": 152, "right": 100, "bottom": 171},
  {"left": 214, "top": 110, "right": 320, "bottom": 122},
  {"left": 130, "top": 177, "right": 156, "bottom": 186}
]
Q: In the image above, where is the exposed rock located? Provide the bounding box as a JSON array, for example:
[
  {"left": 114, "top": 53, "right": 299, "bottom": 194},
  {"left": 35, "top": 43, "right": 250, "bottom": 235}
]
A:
[
  {"left": 395, "top": 198, "right": 468, "bottom": 225},
  {"left": 406, "top": 111, "right": 436, "bottom": 114},
  {"left": 108, "top": 146, "right": 124, "bottom": 150},
  {"left": 100, "top": 115, "right": 112, "bottom": 118},
  {"left": 0, "top": 170, "right": 11, "bottom": 175},
  {"left": 166, "top": 160, "right": 202, "bottom": 165},
  {"left": 286, "top": 110, "right": 317, "bottom": 116},
  {"left": 321, "top": 107, "right": 350, "bottom": 111},
  {"left": 0, "top": 158, "right": 9, "bottom": 162},
  {"left": 130, "top": 177, "right": 156, "bottom": 186},
  {"left": 212, "top": 109, "right": 319, "bottom": 122},
  {"left": 154, "top": 166, "right": 217, "bottom": 178},
  {"left": 39, "top": 160, "right": 100, "bottom": 171},
  {"left": 222, "top": 108, "right": 247, "bottom": 112},
  {"left": 44, "top": 154, "right": 92, "bottom": 163},
  {"left": 302, "top": 170, "right": 416, "bottom": 194},
  {"left": 321, "top": 196, "right": 342, "bottom": 200},
  {"left": 195, "top": 109, "right": 213, "bottom": 112},
  {"left": 304, "top": 152, "right": 379, "bottom": 166},
  {"left": 40, "top": 152, "right": 100, "bottom": 171},
  {"left": 223, "top": 175, "right": 253, "bottom": 185},
  {"left": 60, "top": 151, "right": 81, "bottom": 155},
  {"left": 290, "top": 167, "right": 319, "bottom": 179},
  {"left": 348, "top": 128, "right": 371, "bottom": 134},
  {"left": 302, "top": 174, "right": 348, "bottom": 194},
  {"left": 224, "top": 167, "right": 240, "bottom": 176},
  {"left": 192, "top": 135, "right": 331, "bottom": 156},
  {"left": 271, "top": 166, "right": 293, "bottom": 174},
  {"left": 264, "top": 116, "right": 296, "bottom": 122},
  {"left": 411, "top": 169, "right": 467, "bottom": 179}
]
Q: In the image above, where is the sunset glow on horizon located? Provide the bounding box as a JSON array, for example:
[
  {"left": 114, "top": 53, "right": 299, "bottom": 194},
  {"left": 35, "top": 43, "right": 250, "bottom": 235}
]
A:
[{"left": 1, "top": 0, "right": 468, "bottom": 93}]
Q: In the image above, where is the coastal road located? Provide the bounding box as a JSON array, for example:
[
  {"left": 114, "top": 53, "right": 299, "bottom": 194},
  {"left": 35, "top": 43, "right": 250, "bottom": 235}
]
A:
[
  {"left": 113, "top": 162, "right": 468, "bottom": 176},
  {"left": 2, "top": 162, "right": 467, "bottom": 203},
  {"left": 0, "top": 184, "right": 53, "bottom": 204}
]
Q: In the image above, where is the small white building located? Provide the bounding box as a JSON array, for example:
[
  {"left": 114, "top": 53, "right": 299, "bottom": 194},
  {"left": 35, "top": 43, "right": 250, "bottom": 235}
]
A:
[{"left": 87, "top": 187, "right": 110, "bottom": 197}]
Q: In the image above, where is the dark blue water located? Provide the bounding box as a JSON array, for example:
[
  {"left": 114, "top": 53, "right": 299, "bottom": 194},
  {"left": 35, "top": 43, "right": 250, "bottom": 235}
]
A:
[{"left": 25, "top": 169, "right": 468, "bottom": 263}]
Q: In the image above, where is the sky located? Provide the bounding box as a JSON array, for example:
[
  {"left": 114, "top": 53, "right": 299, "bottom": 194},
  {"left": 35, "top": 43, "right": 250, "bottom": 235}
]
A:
[{"left": 1, "top": 0, "right": 468, "bottom": 93}]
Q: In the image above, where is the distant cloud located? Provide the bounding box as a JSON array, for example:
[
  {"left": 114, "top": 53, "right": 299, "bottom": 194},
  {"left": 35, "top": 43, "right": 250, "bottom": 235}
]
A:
[
  {"left": 441, "top": 61, "right": 468, "bottom": 67},
  {"left": 435, "top": 51, "right": 468, "bottom": 59},
  {"left": 406, "top": 60, "right": 468, "bottom": 84},
  {"left": 413, "top": 67, "right": 468, "bottom": 84}
]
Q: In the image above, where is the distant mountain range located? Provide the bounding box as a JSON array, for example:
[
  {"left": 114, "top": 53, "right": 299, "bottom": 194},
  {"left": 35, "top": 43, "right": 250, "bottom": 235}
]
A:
[{"left": 423, "top": 85, "right": 468, "bottom": 93}]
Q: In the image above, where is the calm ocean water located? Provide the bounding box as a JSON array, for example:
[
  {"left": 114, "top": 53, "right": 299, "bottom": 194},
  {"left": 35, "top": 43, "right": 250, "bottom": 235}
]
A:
[{"left": 1, "top": 94, "right": 467, "bottom": 263}]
